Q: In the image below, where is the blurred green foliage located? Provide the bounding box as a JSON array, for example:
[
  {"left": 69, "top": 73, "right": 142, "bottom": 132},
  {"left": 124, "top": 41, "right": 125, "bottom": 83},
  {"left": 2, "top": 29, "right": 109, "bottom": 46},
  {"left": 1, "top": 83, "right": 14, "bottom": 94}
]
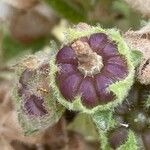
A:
[
  {"left": 2, "top": 34, "right": 49, "bottom": 61},
  {"left": 44, "top": 0, "right": 87, "bottom": 23},
  {"left": 1, "top": 0, "right": 147, "bottom": 63}
]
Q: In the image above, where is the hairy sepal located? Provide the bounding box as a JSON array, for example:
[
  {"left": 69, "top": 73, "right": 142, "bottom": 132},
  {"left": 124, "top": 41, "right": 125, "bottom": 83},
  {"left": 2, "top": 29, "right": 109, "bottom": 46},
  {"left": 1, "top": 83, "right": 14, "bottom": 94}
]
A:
[
  {"left": 13, "top": 50, "right": 65, "bottom": 135},
  {"left": 117, "top": 130, "right": 138, "bottom": 150},
  {"left": 68, "top": 113, "right": 99, "bottom": 141},
  {"left": 130, "top": 49, "right": 143, "bottom": 67},
  {"left": 13, "top": 88, "right": 64, "bottom": 135}
]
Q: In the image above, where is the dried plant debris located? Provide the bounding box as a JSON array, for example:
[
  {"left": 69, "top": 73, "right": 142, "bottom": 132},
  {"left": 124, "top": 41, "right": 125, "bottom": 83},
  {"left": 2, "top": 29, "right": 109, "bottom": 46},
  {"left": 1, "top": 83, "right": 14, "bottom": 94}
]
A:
[
  {"left": 124, "top": 0, "right": 150, "bottom": 18},
  {"left": 3, "top": 0, "right": 39, "bottom": 10},
  {"left": 9, "top": 3, "right": 59, "bottom": 44},
  {"left": 10, "top": 131, "right": 99, "bottom": 150},
  {"left": 124, "top": 23, "right": 150, "bottom": 84}
]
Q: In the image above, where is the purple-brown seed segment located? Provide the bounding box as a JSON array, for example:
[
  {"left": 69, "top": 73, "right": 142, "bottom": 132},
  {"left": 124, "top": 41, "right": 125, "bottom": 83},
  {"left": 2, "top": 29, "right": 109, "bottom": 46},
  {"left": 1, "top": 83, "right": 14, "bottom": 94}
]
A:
[
  {"left": 56, "top": 46, "right": 77, "bottom": 64},
  {"left": 142, "top": 129, "right": 150, "bottom": 150},
  {"left": 56, "top": 33, "right": 128, "bottom": 108},
  {"left": 57, "top": 63, "right": 79, "bottom": 82},
  {"left": 19, "top": 69, "right": 36, "bottom": 87},
  {"left": 78, "top": 77, "right": 99, "bottom": 107},
  {"left": 59, "top": 73, "right": 83, "bottom": 101},
  {"left": 102, "top": 64, "right": 128, "bottom": 79},
  {"left": 109, "top": 127, "right": 128, "bottom": 149},
  {"left": 89, "top": 33, "right": 108, "bottom": 52},
  {"left": 95, "top": 74, "right": 115, "bottom": 103},
  {"left": 106, "top": 55, "right": 127, "bottom": 67},
  {"left": 24, "top": 94, "right": 48, "bottom": 117},
  {"left": 102, "top": 42, "right": 119, "bottom": 58}
]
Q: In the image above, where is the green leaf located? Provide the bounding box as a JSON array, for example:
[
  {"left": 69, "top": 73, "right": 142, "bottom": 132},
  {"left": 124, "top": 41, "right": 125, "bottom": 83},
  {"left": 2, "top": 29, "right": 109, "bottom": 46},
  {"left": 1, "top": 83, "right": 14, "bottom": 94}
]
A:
[
  {"left": 112, "top": 0, "right": 130, "bottom": 18},
  {"left": 2, "top": 34, "right": 49, "bottom": 61},
  {"left": 68, "top": 113, "right": 99, "bottom": 140},
  {"left": 130, "top": 49, "right": 143, "bottom": 67},
  {"left": 44, "top": 0, "right": 87, "bottom": 23},
  {"left": 92, "top": 110, "right": 115, "bottom": 131},
  {"left": 117, "top": 130, "right": 138, "bottom": 150},
  {"left": 91, "top": 110, "right": 116, "bottom": 149},
  {"left": 13, "top": 51, "right": 65, "bottom": 135}
]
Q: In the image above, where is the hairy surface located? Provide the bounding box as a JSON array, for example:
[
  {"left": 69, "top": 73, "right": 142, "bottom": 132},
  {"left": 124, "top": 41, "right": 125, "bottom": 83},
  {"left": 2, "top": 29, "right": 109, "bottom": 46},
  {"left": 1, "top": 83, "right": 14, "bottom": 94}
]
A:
[
  {"left": 108, "top": 83, "right": 150, "bottom": 149},
  {"left": 56, "top": 33, "right": 128, "bottom": 108}
]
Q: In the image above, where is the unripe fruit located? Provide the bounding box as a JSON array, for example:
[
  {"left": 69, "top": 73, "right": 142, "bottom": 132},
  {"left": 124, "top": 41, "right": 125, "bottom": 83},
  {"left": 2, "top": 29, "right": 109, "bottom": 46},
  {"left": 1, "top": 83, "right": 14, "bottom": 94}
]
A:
[
  {"left": 14, "top": 51, "right": 64, "bottom": 135},
  {"left": 0, "top": 2, "right": 17, "bottom": 23},
  {"left": 48, "top": 23, "right": 142, "bottom": 150},
  {"left": 10, "top": 11, "right": 51, "bottom": 44},
  {"left": 56, "top": 33, "right": 128, "bottom": 108},
  {"left": 50, "top": 23, "right": 138, "bottom": 113}
]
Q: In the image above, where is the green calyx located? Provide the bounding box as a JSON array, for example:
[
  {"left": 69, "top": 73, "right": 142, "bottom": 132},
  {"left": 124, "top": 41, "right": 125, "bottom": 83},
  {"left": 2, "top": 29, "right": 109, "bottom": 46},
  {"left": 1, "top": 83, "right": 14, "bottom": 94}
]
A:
[
  {"left": 49, "top": 24, "right": 142, "bottom": 150},
  {"left": 13, "top": 88, "right": 64, "bottom": 136},
  {"left": 117, "top": 130, "right": 138, "bottom": 150},
  {"left": 13, "top": 50, "right": 65, "bottom": 136},
  {"left": 49, "top": 24, "right": 140, "bottom": 114}
]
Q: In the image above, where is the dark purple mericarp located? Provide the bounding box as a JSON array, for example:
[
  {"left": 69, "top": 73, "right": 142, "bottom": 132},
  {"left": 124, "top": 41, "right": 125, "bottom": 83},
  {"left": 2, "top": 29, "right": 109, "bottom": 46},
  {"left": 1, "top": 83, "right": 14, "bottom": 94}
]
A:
[
  {"left": 24, "top": 94, "right": 48, "bottom": 117},
  {"left": 56, "top": 33, "right": 128, "bottom": 108}
]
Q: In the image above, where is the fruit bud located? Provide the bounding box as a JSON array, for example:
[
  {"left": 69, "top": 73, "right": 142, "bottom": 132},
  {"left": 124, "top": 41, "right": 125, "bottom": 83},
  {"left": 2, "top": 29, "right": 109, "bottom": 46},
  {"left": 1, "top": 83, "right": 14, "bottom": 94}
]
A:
[
  {"left": 3, "top": 0, "right": 38, "bottom": 10},
  {"left": 50, "top": 23, "right": 139, "bottom": 113},
  {"left": 9, "top": 3, "right": 59, "bottom": 44},
  {"left": 13, "top": 50, "right": 64, "bottom": 135}
]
